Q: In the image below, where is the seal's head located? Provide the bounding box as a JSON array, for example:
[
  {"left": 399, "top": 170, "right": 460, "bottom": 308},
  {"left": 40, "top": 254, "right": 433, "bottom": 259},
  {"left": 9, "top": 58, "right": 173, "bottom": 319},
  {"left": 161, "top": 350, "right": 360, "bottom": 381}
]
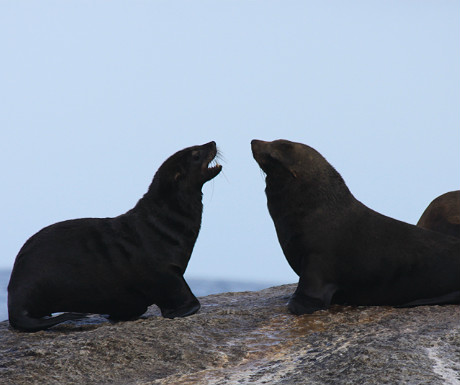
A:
[
  {"left": 251, "top": 139, "right": 350, "bottom": 205},
  {"left": 251, "top": 139, "right": 329, "bottom": 183},
  {"left": 156, "top": 141, "right": 222, "bottom": 193},
  {"left": 417, "top": 190, "right": 460, "bottom": 239}
]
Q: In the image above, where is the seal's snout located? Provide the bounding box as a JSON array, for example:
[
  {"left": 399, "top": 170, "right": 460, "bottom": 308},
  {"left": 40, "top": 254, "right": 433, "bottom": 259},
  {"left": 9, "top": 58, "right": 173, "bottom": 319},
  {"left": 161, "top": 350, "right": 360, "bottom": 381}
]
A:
[
  {"left": 251, "top": 139, "right": 271, "bottom": 166},
  {"left": 251, "top": 139, "right": 267, "bottom": 153},
  {"left": 202, "top": 141, "right": 218, "bottom": 161}
]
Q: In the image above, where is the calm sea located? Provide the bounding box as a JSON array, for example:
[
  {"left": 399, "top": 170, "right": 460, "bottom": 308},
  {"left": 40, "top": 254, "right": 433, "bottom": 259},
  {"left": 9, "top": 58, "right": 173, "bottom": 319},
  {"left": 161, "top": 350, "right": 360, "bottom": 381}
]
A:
[
  {"left": 0, "top": 269, "right": 275, "bottom": 322},
  {"left": 0, "top": 270, "right": 9, "bottom": 322}
]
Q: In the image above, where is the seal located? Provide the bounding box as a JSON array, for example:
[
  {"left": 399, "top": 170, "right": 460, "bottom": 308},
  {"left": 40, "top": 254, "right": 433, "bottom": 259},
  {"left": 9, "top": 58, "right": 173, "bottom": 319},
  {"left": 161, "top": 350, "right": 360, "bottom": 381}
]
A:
[
  {"left": 417, "top": 190, "right": 460, "bottom": 239},
  {"left": 251, "top": 139, "right": 460, "bottom": 315},
  {"left": 8, "top": 141, "right": 222, "bottom": 332}
]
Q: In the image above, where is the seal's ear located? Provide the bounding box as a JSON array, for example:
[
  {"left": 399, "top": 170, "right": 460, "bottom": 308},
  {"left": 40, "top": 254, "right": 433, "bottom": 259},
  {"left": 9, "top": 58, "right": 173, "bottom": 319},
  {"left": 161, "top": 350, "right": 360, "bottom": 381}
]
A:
[
  {"left": 174, "top": 172, "right": 182, "bottom": 181},
  {"left": 290, "top": 169, "right": 297, "bottom": 178}
]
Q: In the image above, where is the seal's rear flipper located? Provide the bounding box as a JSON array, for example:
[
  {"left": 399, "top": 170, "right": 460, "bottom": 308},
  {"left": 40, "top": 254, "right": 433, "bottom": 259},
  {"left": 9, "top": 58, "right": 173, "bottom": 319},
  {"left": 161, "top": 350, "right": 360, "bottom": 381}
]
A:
[
  {"left": 9, "top": 311, "right": 88, "bottom": 332},
  {"left": 397, "top": 291, "right": 460, "bottom": 308}
]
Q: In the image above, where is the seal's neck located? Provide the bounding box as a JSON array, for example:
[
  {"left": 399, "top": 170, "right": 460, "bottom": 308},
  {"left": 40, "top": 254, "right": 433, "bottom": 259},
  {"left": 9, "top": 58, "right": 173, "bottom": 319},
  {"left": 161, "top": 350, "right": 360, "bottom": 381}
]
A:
[
  {"left": 128, "top": 184, "right": 204, "bottom": 273},
  {"left": 266, "top": 169, "right": 355, "bottom": 219},
  {"left": 133, "top": 181, "right": 204, "bottom": 221}
]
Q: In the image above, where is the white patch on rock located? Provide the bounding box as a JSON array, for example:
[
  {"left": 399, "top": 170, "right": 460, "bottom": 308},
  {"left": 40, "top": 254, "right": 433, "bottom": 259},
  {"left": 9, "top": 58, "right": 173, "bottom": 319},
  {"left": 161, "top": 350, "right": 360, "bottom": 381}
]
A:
[{"left": 426, "top": 346, "right": 460, "bottom": 385}]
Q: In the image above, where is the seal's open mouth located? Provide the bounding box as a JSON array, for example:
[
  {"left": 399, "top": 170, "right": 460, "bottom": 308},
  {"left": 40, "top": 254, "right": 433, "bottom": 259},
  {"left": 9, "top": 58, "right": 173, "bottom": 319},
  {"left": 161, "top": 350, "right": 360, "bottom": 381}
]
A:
[{"left": 202, "top": 145, "right": 222, "bottom": 181}]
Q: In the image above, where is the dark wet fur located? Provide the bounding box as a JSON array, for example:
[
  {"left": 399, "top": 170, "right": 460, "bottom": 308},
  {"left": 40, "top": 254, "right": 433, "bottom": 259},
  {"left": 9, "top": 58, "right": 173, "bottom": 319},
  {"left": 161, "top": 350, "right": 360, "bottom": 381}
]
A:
[
  {"left": 8, "top": 142, "right": 222, "bottom": 332},
  {"left": 251, "top": 139, "right": 460, "bottom": 315}
]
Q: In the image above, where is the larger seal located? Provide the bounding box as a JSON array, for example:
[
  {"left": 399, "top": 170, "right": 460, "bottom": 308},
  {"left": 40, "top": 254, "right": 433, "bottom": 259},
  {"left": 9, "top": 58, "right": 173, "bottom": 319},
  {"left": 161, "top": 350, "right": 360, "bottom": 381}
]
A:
[
  {"left": 251, "top": 139, "right": 460, "bottom": 315},
  {"left": 417, "top": 190, "right": 460, "bottom": 239},
  {"left": 8, "top": 142, "right": 222, "bottom": 331}
]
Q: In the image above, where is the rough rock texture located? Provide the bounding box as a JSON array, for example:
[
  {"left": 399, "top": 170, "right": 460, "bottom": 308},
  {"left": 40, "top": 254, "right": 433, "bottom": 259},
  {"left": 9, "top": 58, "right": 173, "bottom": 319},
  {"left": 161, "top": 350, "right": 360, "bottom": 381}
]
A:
[{"left": 1, "top": 284, "right": 459, "bottom": 385}]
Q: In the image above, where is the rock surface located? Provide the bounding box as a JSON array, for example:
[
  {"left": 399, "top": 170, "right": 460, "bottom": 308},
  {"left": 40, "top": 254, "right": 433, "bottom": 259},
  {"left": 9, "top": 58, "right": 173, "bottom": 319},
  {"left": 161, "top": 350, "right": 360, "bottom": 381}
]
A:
[{"left": 1, "top": 284, "right": 459, "bottom": 385}]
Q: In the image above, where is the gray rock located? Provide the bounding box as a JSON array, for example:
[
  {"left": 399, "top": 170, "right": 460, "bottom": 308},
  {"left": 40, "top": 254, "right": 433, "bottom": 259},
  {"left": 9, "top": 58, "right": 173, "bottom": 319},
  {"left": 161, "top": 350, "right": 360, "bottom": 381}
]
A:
[{"left": 1, "top": 284, "right": 459, "bottom": 384}]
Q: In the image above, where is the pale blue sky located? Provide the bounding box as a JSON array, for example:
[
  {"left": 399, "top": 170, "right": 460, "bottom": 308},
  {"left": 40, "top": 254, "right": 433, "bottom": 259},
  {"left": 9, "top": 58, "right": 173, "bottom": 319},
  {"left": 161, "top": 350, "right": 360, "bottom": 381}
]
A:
[{"left": 1, "top": 1, "right": 459, "bottom": 284}]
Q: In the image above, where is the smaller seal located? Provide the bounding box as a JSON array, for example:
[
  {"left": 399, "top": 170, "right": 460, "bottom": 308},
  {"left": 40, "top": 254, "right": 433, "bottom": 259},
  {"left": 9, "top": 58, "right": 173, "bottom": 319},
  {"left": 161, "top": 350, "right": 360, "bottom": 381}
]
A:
[
  {"left": 417, "top": 191, "right": 460, "bottom": 239},
  {"left": 8, "top": 142, "right": 222, "bottom": 332}
]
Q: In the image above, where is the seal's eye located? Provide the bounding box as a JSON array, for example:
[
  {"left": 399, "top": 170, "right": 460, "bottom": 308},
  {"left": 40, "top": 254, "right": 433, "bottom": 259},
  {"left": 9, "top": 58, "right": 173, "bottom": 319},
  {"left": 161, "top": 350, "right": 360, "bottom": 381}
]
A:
[{"left": 191, "top": 151, "right": 201, "bottom": 162}]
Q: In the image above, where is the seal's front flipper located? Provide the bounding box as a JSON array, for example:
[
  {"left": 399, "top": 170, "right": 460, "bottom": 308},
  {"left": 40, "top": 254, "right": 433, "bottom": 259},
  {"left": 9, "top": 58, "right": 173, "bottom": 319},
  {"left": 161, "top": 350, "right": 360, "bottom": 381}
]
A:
[
  {"left": 397, "top": 291, "right": 460, "bottom": 308},
  {"left": 288, "top": 292, "right": 326, "bottom": 315},
  {"left": 288, "top": 278, "right": 337, "bottom": 315},
  {"left": 161, "top": 299, "right": 200, "bottom": 319},
  {"left": 158, "top": 276, "right": 201, "bottom": 319}
]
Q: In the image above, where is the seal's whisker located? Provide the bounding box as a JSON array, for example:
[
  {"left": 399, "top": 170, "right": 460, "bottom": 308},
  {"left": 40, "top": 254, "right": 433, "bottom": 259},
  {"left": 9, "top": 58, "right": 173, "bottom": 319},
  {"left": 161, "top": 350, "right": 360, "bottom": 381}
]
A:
[
  {"left": 208, "top": 178, "right": 215, "bottom": 201},
  {"left": 215, "top": 147, "right": 226, "bottom": 164},
  {"left": 219, "top": 168, "right": 229, "bottom": 183}
]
